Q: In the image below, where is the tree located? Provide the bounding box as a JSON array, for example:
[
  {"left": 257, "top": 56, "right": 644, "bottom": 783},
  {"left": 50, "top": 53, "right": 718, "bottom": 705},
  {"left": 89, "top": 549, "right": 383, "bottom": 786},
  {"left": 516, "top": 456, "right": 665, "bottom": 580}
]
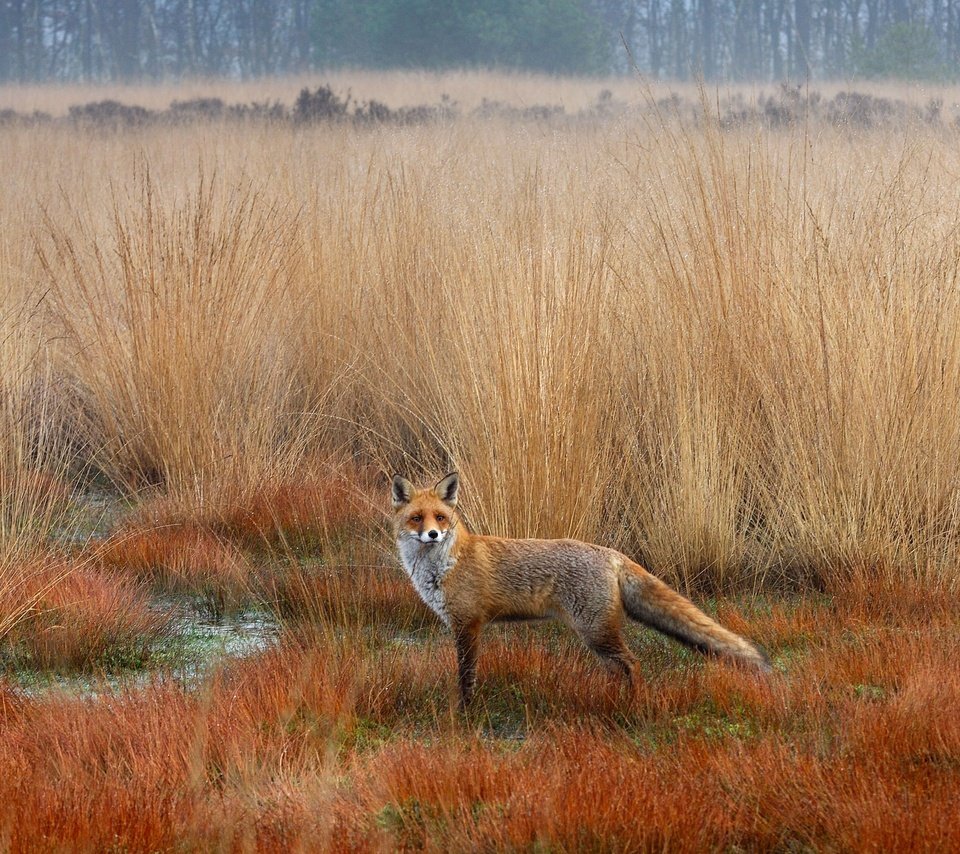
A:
[
  {"left": 854, "top": 22, "right": 948, "bottom": 78},
  {"left": 312, "top": 0, "right": 610, "bottom": 74},
  {"left": 1, "top": 0, "right": 959, "bottom": 84}
]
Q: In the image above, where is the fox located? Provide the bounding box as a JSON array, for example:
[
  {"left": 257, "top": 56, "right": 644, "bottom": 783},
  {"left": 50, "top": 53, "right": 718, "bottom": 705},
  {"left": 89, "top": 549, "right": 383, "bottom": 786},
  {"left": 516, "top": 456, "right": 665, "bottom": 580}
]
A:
[{"left": 392, "top": 472, "right": 771, "bottom": 708}]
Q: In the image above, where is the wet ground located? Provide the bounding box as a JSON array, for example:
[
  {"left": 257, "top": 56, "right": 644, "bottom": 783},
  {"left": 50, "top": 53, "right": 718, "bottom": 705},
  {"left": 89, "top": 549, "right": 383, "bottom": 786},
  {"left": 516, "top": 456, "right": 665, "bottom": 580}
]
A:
[{"left": 14, "top": 595, "right": 280, "bottom": 697}]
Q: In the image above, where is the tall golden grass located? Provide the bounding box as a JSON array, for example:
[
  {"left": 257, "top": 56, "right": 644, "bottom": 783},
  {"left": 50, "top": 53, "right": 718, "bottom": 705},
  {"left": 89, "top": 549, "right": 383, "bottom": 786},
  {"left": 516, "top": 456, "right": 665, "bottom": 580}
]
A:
[
  {"left": 3, "top": 76, "right": 959, "bottom": 850},
  {"left": 2, "top": 78, "right": 960, "bottom": 594},
  {"left": 0, "top": 288, "right": 75, "bottom": 640}
]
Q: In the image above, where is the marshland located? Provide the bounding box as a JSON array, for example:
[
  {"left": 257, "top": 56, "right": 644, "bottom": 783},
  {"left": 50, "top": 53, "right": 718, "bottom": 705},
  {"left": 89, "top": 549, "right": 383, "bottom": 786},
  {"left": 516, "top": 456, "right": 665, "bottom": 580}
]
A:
[{"left": 1, "top": 72, "right": 960, "bottom": 849}]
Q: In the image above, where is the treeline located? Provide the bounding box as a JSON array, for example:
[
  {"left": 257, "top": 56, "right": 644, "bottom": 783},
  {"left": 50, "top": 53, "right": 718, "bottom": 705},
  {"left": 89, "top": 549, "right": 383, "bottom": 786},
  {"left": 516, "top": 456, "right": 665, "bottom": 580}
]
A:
[{"left": 0, "top": 0, "right": 957, "bottom": 83}]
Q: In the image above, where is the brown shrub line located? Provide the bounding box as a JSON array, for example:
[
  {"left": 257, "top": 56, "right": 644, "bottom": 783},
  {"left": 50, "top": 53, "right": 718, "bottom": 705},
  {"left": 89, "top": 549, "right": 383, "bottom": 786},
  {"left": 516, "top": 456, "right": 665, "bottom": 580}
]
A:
[{"left": 0, "top": 82, "right": 954, "bottom": 131}]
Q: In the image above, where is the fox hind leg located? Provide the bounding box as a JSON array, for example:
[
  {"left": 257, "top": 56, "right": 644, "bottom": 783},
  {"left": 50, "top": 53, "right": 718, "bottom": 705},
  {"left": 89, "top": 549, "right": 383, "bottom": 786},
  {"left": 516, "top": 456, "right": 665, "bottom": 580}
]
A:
[{"left": 582, "top": 621, "right": 638, "bottom": 684}]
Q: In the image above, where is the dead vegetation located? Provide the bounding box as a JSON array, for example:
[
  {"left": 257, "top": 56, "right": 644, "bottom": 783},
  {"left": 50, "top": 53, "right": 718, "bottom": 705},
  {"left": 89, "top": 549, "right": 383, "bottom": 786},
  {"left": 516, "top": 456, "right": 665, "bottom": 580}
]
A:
[
  {"left": 1, "top": 81, "right": 958, "bottom": 131},
  {"left": 0, "top": 587, "right": 957, "bottom": 850},
  {"left": 0, "top": 71, "right": 958, "bottom": 848}
]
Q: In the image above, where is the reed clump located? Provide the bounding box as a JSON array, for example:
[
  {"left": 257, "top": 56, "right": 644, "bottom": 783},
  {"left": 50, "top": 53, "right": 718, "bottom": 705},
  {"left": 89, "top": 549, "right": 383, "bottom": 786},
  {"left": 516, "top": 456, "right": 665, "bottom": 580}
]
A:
[{"left": 1, "top": 81, "right": 957, "bottom": 594}]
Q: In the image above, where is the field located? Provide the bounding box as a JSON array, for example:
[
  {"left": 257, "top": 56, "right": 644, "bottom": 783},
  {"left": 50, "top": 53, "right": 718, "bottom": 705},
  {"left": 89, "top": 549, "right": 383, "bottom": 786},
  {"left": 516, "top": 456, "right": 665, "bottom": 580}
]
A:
[{"left": 2, "top": 72, "right": 960, "bottom": 850}]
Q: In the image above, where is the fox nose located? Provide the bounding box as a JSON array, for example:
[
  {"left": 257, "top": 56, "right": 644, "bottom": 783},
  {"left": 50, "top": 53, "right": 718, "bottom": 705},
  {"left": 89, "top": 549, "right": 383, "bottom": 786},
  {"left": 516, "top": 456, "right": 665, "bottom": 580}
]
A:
[{"left": 428, "top": 529, "right": 439, "bottom": 540}]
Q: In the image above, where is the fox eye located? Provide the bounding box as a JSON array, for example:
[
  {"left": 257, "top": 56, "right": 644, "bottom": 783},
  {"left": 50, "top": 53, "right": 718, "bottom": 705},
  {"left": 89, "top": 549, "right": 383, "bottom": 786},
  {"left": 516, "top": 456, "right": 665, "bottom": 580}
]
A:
[
  {"left": 435, "top": 514, "right": 445, "bottom": 522},
  {"left": 410, "top": 514, "right": 422, "bottom": 523}
]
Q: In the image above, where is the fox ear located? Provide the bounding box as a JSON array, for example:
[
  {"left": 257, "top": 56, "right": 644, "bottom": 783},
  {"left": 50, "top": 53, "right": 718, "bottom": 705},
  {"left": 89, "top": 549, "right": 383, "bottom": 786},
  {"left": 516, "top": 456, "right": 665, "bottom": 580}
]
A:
[
  {"left": 391, "top": 475, "right": 414, "bottom": 508},
  {"left": 434, "top": 472, "right": 459, "bottom": 507}
]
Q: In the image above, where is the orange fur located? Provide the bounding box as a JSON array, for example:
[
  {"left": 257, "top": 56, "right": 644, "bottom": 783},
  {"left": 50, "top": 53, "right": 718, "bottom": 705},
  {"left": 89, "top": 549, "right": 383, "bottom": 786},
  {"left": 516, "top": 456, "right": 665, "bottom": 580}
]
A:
[{"left": 392, "top": 473, "right": 770, "bottom": 707}]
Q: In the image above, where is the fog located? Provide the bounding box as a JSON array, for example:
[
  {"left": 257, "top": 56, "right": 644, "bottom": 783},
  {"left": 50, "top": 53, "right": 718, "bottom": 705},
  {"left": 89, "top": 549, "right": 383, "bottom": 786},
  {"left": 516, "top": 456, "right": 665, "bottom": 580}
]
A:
[{"left": 0, "top": 0, "right": 954, "bottom": 84}]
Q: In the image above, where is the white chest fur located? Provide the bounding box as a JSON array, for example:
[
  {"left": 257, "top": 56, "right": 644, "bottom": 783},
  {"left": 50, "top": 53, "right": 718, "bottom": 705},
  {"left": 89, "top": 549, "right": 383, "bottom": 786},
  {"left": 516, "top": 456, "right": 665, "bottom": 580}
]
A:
[{"left": 397, "top": 536, "right": 456, "bottom": 626}]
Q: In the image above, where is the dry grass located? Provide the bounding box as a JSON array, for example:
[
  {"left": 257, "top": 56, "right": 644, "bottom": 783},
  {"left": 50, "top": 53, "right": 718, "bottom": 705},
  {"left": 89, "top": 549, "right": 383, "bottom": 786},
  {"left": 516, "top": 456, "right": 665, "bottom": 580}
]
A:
[
  {"left": 40, "top": 169, "right": 316, "bottom": 503},
  {"left": 0, "top": 558, "right": 166, "bottom": 670},
  {"left": 0, "top": 293, "right": 76, "bottom": 645},
  {"left": 92, "top": 464, "right": 381, "bottom": 611},
  {"left": 1, "top": 70, "right": 959, "bottom": 848},
  {"left": 0, "top": 586, "right": 957, "bottom": 850}
]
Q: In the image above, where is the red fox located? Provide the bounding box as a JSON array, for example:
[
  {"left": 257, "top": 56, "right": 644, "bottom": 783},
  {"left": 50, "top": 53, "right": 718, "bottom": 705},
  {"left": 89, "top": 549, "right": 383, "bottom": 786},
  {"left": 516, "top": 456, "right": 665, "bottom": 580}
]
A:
[{"left": 392, "top": 473, "right": 771, "bottom": 707}]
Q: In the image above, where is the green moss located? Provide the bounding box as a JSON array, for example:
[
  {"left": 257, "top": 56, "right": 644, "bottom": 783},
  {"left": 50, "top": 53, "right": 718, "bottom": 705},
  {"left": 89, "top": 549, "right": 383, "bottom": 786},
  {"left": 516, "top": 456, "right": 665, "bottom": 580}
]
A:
[{"left": 852, "top": 683, "right": 886, "bottom": 702}]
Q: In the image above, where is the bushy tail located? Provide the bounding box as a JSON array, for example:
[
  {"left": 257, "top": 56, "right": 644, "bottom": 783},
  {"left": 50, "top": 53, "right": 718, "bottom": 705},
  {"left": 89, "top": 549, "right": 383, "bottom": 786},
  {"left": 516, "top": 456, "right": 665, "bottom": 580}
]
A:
[{"left": 618, "top": 562, "right": 771, "bottom": 673}]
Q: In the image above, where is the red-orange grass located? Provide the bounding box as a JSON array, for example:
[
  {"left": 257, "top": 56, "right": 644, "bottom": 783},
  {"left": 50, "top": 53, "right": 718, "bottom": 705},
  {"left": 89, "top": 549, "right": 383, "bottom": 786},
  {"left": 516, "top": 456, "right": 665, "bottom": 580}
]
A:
[
  {"left": 265, "top": 561, "right": 430, "bottom": 630},
  {"left": 831, "top": 578, "right": 959, "bottom": 626},
  {"left": 203, "top": 641, "right": 359, "bottom": 774},
  {"left": 2, "top": 611, "right": 959, "bottom": 852},
  {"left": 212, "top": 471, "right": 380, "bottom": 553},
  {"left": 349, "top": 722, "right": 960, "bottom": 851},
  {"left": 166, "top": 462, "right": 386, "bottom": 560},
  {"left": 0, "top": 684, "right": 214, "bottom": 850},
  {"left": 837, "top": 636, "right": 960, "bottom": 762},
  {"left": 0, "top": 651, "right": 350, "bottom": 850},
  {"left": 350, "top": 729, "right": 759, "bottom": 851},
  {"left": 95, "top": 523, "right": 251, "bottom": 600},
  {"left": 714, "top": 732, "right": 960, "bottom": 851},
  {"left": 0, "top": 559, "right": 165, "bottom": 670}
]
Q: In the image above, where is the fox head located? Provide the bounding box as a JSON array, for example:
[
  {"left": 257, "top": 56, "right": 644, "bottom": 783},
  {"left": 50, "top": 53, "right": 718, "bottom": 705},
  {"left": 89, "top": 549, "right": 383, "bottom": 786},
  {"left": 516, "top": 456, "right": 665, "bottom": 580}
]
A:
[{"left": 391, "top": 472, "right": 459, "bottom": 545}]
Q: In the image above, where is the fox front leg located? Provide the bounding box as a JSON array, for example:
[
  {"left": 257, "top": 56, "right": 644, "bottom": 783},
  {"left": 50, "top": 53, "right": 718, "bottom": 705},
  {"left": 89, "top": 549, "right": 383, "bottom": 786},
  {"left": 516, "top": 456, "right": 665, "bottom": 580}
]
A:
[{"left": 454, "top": 621, "right": 481, "bottom": 709}]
